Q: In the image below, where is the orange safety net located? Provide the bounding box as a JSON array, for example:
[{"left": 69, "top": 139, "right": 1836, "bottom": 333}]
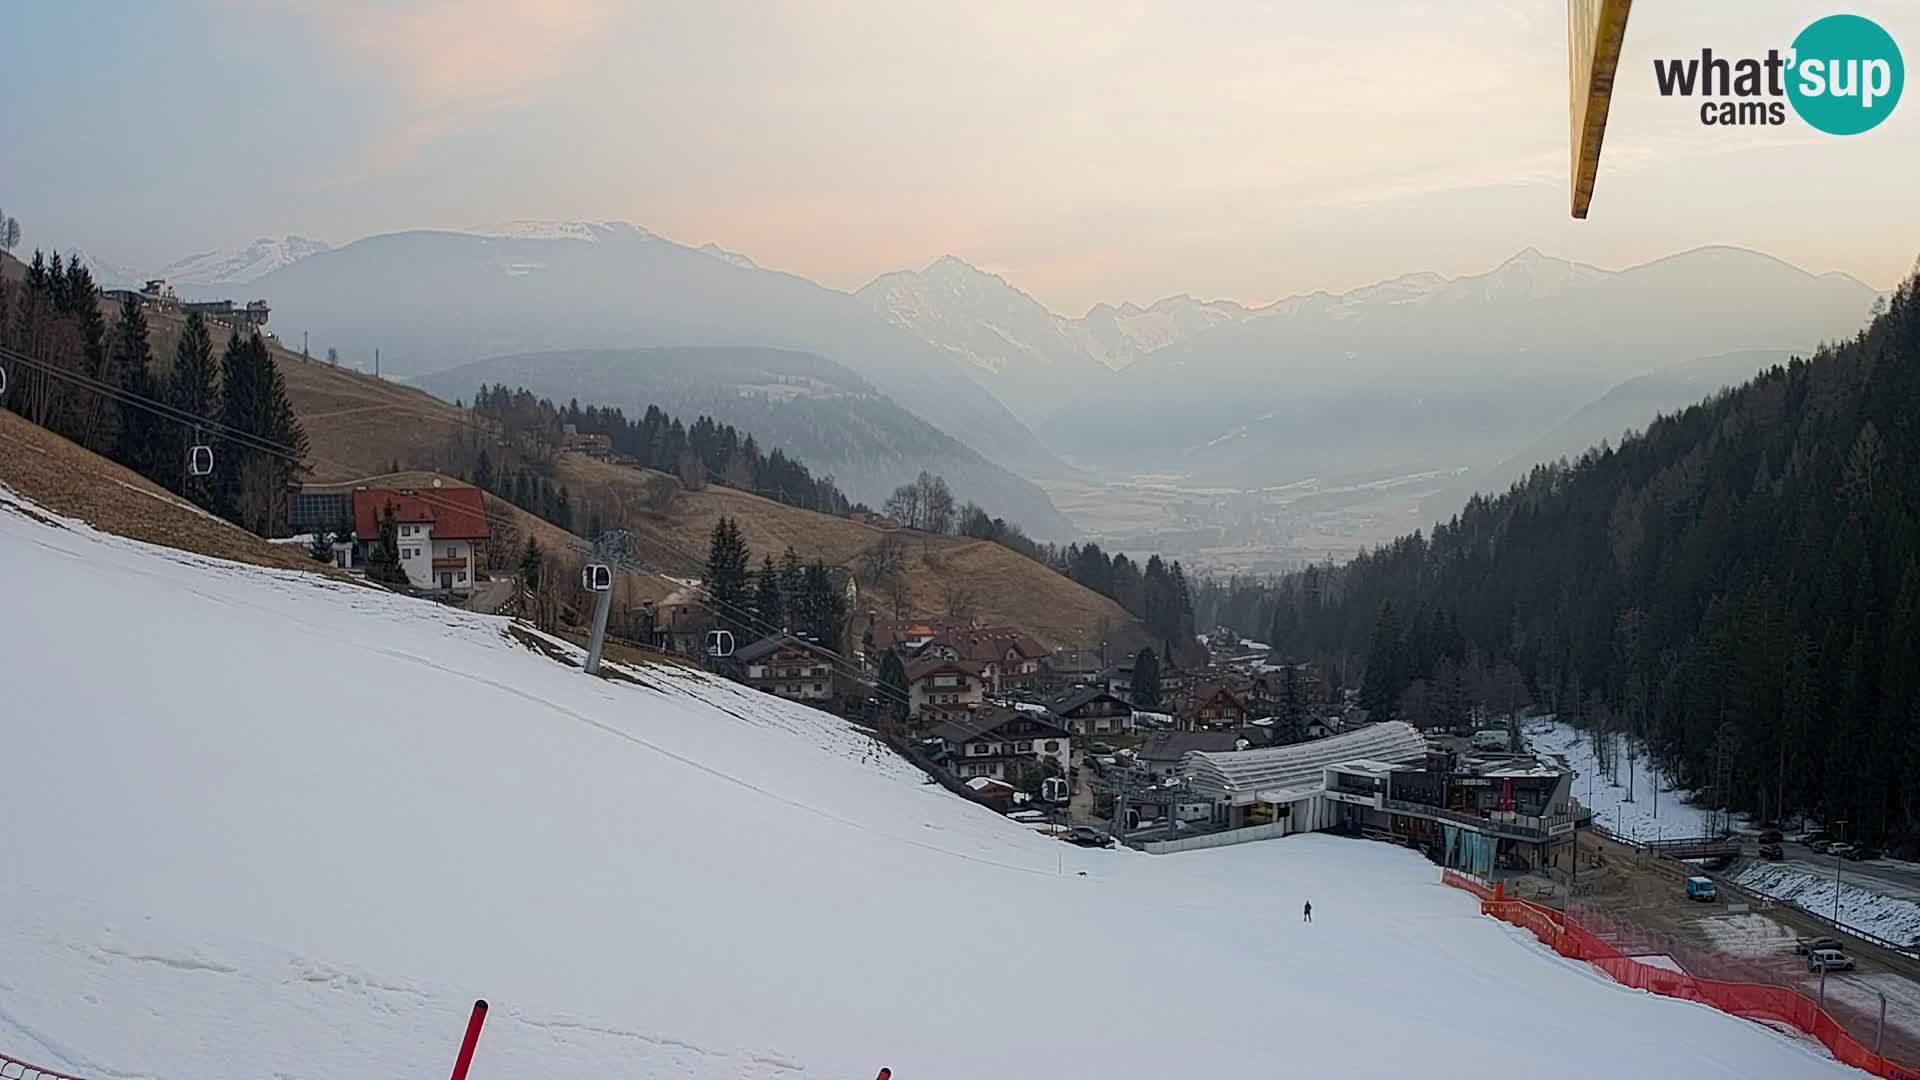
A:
[{"left": 1441, "top": 872, "right": 1920, "bottom": 1080}]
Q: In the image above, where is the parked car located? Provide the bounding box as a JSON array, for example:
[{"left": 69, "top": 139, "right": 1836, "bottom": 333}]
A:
[
  {"left": 1810, "top": 840, "right": 1834, "bottom": 854},
  {"left": 1089, "top": 742, "right": 1115, "bottom": 755},
  {"left": 1067, "top": 825, "right": 1115, "bottom": 848},
  {"left": 1807, "top": 948, "right": 1855, "bottom": 973},
  {"left": 1758, "top": 843, "right": 1785, "bottom": 861},
  {"left": 1828, "top": 843, "right": 1857, "bottom": 860},
  {"left": 1795, "top": 832, "right": 1830, "bottom": 846},
  {"left": 1794, "top": 936, "right": 1844, "bottom": 955},
  {"left": 1849, "top": 846, "right": 1882, "bottom": 861},
  {"left": 1685, "top": 876, "right": 1718, "bottom": 902}
]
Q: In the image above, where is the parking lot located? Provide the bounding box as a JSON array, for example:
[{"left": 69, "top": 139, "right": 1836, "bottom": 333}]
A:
[{"left": 1560, "top": 832, "right": 1920, "bottom": 1064}]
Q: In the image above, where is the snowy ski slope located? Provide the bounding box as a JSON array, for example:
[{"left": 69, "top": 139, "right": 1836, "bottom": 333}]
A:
[{"left": 0, "top": 486, "right": 1861, "bottom": 1079}]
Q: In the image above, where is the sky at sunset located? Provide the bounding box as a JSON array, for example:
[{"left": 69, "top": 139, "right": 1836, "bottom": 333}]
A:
[{"left": 5, "top": 0, "right": 1915, "bottom": 312}]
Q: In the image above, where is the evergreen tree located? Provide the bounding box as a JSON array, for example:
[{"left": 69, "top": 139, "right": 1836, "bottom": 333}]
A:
[
  {"left": 704, "top": 517, "right": 753, "bottom": 637},
  {"left": 1130, "top": 646, "right": 1161, "bottom": 708},
  {"left": 779, "top": 545, "right": 804, "bottom": 607},
  {"left": 1360, "top": 600, "right": 1407, "bottom": 723},
  {"left": 519, "top": 536, "right": 544, "bottom": 587},
  {"left": 878, "top": 648, "right": 910, "bottom": 726},
  {"left": 166, "top": 311, "right": 219, "bottom": 502},
  {"left": 213, "top": 333, "right": 308, "bottom": 535},
  {"left": 473, "top": 448, "right": 495, "bottom": 492},
  {"left": 1279, "top": 664, "right": 1307, "bottom": 743},
  {"left": 755, "top": 553, "right": 786, "bottom": 631},
  {"left": 800, "top": 560, "right": 847, "bottom": 648},
  {"left": 365, "top": 506, "right": 409, "bottom": 586},
  {"left": 108, "top": 293, "right": 163, "bottom": 481}
]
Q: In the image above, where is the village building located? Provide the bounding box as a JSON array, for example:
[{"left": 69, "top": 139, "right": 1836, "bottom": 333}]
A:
[
  {"left": 1047, "top": 687, "right": 1135, "bottom": 738},
  {"left": 350, "top": 486, "right": 488, "bottom": 593},
  {"left": 907, "top": 657, "right": 989, "bottom": 719},
  {"left": 929, "top": 705, "right": 1073, "bottom": 783},
  {"left": 735, "top": 635, "right": 840, "bottom": 705},
  {"left": 1182, "top": 684, "right": 1250, "bottom": 731}
]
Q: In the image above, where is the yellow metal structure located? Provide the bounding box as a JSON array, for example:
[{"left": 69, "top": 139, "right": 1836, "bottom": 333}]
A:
[{"left": 1568, "top": 0, "right": 1634, "bottom": 218}]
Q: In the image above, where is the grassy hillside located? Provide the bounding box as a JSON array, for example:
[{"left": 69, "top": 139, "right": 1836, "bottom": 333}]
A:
[
  {"left": 0, "top": 406, "right": 346, "bottom": 578},
  {"left": 4, "top": 250, "right": 1141, "bottom": 648},
  {"left": 552, "top": 452, "right": 1146, "bottom": 650}
]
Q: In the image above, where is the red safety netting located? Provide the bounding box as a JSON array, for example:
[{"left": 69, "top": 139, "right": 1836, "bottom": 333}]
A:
[
  {"left": 1442, "top": 873, "right": 1920, "bottom": 1080},
  {"left": 1, "top": 1052, "right": 89, "bottom": 1080}
]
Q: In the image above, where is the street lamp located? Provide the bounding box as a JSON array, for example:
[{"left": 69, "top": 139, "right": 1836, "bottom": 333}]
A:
[{"left": 1832, "top": 819, "right": 1848, "bottom": 928}]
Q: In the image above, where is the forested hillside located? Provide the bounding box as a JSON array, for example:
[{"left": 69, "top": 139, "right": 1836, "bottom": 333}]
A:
[
  {"left": 1247, "top": 270, "right": 1920, "bottom": 844},
  {"left": 422, "top": 346, "right": 1074, "bottom": 538}
]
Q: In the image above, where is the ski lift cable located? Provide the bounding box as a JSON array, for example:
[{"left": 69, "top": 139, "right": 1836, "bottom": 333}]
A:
[
  {"left": 0, "top": 346, "right": 543, "bottom": 533},
  {"left": 577, "top": 541, "right": 912, "bottom": 709},
  {"left": 575, "top": 540, "right": 902, "bottom": 705},
  {"left": 5, "top": 346, "right": 912, "bottom": 705},
  {"left": 0, "top": 346, "right": 309, "bottom": 465}
]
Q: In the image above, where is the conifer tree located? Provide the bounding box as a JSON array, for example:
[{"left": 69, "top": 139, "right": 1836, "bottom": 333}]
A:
[
  {"left": 109, "top": 293, "right": 161, "bottom": 481},
  {"left": 878, "top": 648, "right": 910, "bottom": 727},
  {"left": 755, "top": 553, "right": 785, "bottom": 632},
  {"left": 366, "top": 506, "right": 409, "bottom": 586},
  {"left": 1130, "top": 646, "right": 1161, "bottom": 708},
  {"left": 166, "top": 311, "right": 219, "bottom": 501},
  {"left": 704, "top": 517, "right": 753, "bottom": 637},
  {"left": 473, "top": 448, "right": 495, "bottom": 492}
]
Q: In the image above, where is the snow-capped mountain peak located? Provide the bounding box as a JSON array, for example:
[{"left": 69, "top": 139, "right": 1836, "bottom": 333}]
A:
[
  {"left": 460, "top": 220, "right": 657, "bottom": 243},
  {"left": 697, "top": 241, "right": 760, "bottom": 269},
  {"left": 154, "top": 236, "right": 332, "bottom": 287}
]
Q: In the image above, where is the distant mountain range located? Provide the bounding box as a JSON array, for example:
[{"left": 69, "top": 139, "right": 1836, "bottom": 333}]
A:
[
  {"left": 1043, "top": 246, "right": 1881, "bottom": 487},
  {"left": 86, "top": 236, "right": 331, "bottom": 291},
  {"left": 128, "top": 221, "right": 1884, "bottom": 536},
  {"left": 857, "top": 256, "right": 1250, "bottom": 426},
  {"left": 247, "top": 223, "right": 1067, "bottom": 492},
  {"left": 420, "top": 345, "right": 1075, "bottom": 538}
]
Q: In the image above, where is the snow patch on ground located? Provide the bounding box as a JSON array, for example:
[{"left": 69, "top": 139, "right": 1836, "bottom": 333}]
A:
[
  {"left": 1737, "top": 864, "right": 1920, "bottom": 946},
  {"left": 1524, "top": 718, "right": 1726, "bottom": 839},
  {"left": 1632, "top": 953, "right": 1690, "bottom": 975},
  {"left": 0, "top": 491, "right": 1866, "bottom": 1080}
]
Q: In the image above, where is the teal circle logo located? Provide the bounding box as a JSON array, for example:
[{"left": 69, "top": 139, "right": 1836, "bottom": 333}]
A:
[{"left": 1787, "top": 14, "right": 1903, "bottom": 135}]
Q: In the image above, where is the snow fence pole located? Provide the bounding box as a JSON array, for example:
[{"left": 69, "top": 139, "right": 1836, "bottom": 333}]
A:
[{"left": 450, "top": 999, "right": 489, "bottom": 1080}]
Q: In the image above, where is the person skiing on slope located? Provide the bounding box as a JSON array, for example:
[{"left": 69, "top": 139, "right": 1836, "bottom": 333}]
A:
[{"left": 1303, "top": 900, "right": 1312, "bottom": 923}]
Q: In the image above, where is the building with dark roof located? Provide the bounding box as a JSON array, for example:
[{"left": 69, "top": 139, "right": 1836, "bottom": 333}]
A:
[
  {"left": 1182, "top": 685, "right": 1250, "bottom": 731},
  {"left": 929, "top": 705, "right": 1073, "bottom": 782},
  {"left": 1048, "top": 687, "right": 1134, "bottom": 737},
  {"left": 736, "top": 635, "right": 840, "bottom": 705},
  {"left": 906, "top": 657, "right": 989, "bottom": 719}
]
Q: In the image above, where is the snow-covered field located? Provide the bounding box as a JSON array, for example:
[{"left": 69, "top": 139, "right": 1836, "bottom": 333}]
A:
[
  {"left": 0, "top": 488, "right": 1863, "bottom": 1079},
  {"left": 1524, "top": 718, "right": 1726, "bottom": 839},
  {"left": 1737, "top": 864, "right": 1920, "bottom": 947}
]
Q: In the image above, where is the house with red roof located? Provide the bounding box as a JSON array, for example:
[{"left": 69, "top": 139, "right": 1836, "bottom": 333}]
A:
[{"left": 350, "top": 486, "right": 490, "bottom": 592}]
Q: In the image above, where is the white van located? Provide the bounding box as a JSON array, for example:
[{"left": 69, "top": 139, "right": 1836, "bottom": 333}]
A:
[
  {"left": 1808, "top": 948, "right": 1855, "bottom": 973},
  {"left": 1471, "top": 730, "right": 1509, "bottom": 751}
]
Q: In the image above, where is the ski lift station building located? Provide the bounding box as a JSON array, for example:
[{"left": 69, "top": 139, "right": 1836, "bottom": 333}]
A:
[
  {"left": 1182, "top": 721, "right": 1431, "bottom": 834},
  {"left": 1178, "top": 721, "right": 1590, "bottom": 870}
]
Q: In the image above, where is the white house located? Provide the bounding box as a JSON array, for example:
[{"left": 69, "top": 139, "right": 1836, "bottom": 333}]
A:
[{"left": 351, "top": 487, "right": 489, "bottom": 593}]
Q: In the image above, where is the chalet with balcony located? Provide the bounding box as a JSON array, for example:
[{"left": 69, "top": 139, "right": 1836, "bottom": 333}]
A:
[
  {"left": 930, "top": 705, "right": 1073, "bottom": 784},
  {"left": 736, "top": 635, "right": 839, "bottom": 705}
]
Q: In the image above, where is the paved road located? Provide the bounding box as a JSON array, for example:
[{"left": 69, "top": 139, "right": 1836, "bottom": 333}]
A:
[
  {"left": 1772, "top": 841, "right": 1920, "bottom": 904},
  {"left": 462, "top": 578, "right": 515, "bottom": 615}
]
